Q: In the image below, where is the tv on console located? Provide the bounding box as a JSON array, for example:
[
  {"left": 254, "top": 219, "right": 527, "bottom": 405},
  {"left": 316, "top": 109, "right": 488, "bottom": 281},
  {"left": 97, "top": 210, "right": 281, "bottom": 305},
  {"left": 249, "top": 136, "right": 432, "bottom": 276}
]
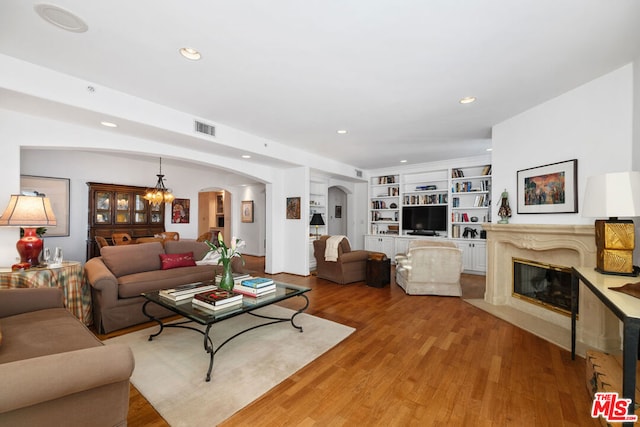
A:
[{"left": 402, "top": 205, "right": 447, "bottom": 236}]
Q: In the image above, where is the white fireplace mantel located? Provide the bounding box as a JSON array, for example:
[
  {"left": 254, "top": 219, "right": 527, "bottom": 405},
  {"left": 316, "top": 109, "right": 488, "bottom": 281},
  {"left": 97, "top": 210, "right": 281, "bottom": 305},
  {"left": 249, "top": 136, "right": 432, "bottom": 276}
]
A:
[{"left": 478, "top": 223, "right": 621, "bottom": 355}]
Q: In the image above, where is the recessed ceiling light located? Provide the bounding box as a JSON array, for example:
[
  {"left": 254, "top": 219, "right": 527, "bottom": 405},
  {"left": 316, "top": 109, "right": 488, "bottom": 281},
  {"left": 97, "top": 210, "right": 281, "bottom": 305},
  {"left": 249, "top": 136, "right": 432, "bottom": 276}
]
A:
[
  {"left": 460, "top": 96, "right": 476, "bottom": 104},
  {"left": 400, "top": 160, "right": 407, "bottom": 163},
  {"left": 179, "top": 47, "right": 201, "bottom": 61},
  {"left": 337, "top": 130, "right": 348, "bottom": 134},
  {"left": 100, "top": 121, "right": 118, "bottom": 128},
  {"left": 34, "top": 4, "right": 88, "bottom": 33},
  {"left": 486, "top": 148, "right": 493, "bottom": 152},
  {"left": 241, "top": 154, "right": 251, "bottom": 159}
]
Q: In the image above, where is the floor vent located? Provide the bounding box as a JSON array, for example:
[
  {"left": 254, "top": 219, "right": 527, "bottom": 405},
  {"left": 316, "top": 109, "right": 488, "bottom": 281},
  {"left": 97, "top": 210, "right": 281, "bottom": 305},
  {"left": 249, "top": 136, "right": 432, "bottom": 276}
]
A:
[{"left": 194, "top": 120, "right": 216, "bottom": 137}]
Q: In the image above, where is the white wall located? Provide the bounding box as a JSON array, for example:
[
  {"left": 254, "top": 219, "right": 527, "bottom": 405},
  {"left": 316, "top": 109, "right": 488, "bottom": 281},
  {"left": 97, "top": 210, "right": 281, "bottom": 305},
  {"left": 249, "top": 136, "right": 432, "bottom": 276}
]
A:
[
  {"left": 19, "top": 149, "right": 260, "bottom": 263},
  {"left": 234, "top": 184, "right": 266, "bottom": 256},
  {"left": 491, "top": 63, "right": 635, "bottom": 225}
]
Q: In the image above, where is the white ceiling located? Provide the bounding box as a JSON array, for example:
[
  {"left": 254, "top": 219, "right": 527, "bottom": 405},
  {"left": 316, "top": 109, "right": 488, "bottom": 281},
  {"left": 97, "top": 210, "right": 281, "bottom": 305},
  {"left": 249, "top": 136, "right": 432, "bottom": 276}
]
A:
[{"left": 1, "top": 1, "right": 640, "bottom": 170}]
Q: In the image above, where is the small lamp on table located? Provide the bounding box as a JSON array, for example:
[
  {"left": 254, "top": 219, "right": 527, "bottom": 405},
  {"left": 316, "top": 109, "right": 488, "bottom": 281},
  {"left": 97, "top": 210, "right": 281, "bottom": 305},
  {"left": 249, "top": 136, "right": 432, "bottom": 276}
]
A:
[
  {"left": 310, "top": 213, "right": 325, "bottom": 240},
  {"left": 0, "top": 194, "right": 57, "bottom": 270},
  {"left": 582, "top": 171, "right": 640, "bottom": 276}
]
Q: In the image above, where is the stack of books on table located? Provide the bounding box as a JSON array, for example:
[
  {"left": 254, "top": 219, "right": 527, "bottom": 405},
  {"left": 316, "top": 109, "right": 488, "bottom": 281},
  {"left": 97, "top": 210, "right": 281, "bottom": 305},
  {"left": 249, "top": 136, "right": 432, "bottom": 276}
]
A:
[
  {"left": 233, "top": 277, "right": 276, "bottom": 298},
  {"left": 159, "top": 282, "right": 217, "bottom": 302},
  {"left": 192, "top": 289, "right": 243, "bottom": 311},
  {"left": 214, "top": 272, "right": 251, "bottom": 285}
]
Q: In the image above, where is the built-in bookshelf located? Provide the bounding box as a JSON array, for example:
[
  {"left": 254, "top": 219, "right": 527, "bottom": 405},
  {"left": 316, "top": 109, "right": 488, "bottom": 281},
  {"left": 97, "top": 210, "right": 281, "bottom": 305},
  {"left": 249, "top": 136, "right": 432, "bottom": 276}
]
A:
[
  {"left": 450, "top": 165, "right": 491, "bottom": 239},
  {"left": 369, "top": 174, "right": 400, "bottom": 235}
]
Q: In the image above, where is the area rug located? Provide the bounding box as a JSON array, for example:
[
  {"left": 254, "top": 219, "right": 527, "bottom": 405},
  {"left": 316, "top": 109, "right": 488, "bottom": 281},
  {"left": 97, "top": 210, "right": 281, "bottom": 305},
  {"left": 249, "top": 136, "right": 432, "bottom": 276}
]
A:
[{"left": 105, "top": 305, "right": 354, "bottom": 426}]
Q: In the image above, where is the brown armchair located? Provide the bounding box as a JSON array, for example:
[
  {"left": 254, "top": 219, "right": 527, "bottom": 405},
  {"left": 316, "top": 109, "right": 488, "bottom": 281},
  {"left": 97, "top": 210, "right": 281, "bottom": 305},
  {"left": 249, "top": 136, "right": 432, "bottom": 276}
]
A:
[{"left": 313, "top": 235, "right": 370, "bottom": 284}]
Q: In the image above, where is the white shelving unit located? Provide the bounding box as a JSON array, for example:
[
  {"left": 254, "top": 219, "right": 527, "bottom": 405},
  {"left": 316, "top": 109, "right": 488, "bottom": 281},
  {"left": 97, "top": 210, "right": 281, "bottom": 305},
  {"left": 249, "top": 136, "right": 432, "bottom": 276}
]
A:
[
  {"left": 309, "top": 180, "right": 328, "bottom": 270},
  {"left": 369, "top": 174, "right": 400, "bottom": 235},
  {"left": 366, "top": 162, "right": 491, "bottom": 273}
]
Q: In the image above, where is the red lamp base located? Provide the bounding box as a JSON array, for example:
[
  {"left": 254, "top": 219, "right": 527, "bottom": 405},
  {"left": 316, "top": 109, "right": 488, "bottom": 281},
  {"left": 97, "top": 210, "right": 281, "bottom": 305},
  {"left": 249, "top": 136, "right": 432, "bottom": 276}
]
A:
[{"left": 17, "top": 227, "right": 43, "bottom": 267}]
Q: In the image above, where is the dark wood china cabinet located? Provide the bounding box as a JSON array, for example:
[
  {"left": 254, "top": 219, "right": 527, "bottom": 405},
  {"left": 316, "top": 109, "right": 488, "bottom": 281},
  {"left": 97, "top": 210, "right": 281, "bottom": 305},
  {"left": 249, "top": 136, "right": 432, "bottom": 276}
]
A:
[{"left": 87, "top": 182, "right": 165, "bottom": 259}]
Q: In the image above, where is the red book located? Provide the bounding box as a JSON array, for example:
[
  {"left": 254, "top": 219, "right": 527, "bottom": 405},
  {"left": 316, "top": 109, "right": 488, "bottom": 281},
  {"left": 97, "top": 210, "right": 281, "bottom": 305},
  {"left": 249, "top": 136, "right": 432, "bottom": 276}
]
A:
[{"left": 193, "top": 289, "right": 243, "bottom": 306}]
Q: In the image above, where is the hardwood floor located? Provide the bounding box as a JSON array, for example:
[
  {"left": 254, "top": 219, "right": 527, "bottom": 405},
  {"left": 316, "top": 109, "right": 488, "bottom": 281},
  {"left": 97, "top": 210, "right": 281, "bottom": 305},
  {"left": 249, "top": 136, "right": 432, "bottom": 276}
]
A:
[{"left": 115, "top": 256, "right": 598, "bottom": 426}]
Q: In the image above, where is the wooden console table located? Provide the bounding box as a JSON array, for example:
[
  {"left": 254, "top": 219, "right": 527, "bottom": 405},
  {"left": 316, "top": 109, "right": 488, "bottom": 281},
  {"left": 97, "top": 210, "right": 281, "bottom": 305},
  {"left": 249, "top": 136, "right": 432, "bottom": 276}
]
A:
[
  {"left": 571, "top": 266, "right": 640, "bottom": 426},
  {"left": 0, "top": 261, "right": 93, "bottom": 326}
]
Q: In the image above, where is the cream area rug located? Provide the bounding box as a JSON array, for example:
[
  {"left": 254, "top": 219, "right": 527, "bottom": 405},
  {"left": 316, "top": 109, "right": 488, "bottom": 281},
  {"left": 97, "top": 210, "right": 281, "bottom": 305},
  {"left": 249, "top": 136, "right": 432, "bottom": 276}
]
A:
[{"left": 105, "top": 305, "right": 355, "bottom": 426}]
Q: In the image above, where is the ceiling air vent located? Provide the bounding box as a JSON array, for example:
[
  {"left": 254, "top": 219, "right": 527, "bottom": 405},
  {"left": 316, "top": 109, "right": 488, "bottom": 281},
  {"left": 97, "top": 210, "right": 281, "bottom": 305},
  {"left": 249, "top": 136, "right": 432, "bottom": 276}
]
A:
[
  {"left": 194, "top": 120, "right": 216, "bottom": 137},
  {"left": 355, "top": 169, "right": 363, "bottom": 178}
]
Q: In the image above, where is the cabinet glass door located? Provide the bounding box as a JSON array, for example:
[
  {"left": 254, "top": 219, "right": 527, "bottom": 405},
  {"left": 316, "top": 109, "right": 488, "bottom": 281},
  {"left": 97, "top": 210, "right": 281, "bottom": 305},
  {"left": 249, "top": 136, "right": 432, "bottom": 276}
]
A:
[
  {"left": 150, "top": 203, "right": 162, "bottom": 224},
  {"left": 115, "top": 192, "right": 130, "bottom": 223},
  {"left": 134, "top": 194, "right": 147, "bottom": 223},
  {"left": 95, "top": 191, "right": 111, "bottom": 224}
]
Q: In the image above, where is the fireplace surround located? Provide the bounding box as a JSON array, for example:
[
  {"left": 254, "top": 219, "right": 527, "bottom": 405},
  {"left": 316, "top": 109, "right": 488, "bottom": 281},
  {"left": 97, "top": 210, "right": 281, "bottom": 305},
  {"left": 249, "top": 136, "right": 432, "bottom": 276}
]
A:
[{"left": 479, "top": 223, "right": 621, "bottom": 356}]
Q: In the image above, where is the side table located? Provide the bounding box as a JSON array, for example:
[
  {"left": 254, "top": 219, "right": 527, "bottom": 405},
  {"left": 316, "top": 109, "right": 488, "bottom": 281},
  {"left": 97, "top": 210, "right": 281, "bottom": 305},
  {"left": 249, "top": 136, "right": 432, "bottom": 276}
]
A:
[
  {"left": 0, "top": 261, "right": 93, "bottom": 325},
  {"left": 366, "top": 255, "right": 391, "bottom": 288}
]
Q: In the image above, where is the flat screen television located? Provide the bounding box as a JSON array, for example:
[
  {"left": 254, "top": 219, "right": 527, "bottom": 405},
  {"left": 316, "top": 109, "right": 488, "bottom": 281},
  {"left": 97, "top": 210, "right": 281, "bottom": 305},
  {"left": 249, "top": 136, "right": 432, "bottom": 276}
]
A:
[{"left": 402, "top": 205, "right": 447, "bottom": 235}]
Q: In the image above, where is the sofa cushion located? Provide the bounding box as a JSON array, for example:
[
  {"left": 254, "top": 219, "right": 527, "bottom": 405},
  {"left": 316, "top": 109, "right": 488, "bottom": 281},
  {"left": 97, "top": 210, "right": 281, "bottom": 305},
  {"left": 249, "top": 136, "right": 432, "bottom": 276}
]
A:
[
  {"left": 0, "top": 308, "right": 102, "bottom": 364},
  {"left": 159, "top": 252, "right": 196, "bottom": 270},
  {"left": 101, "top": 242, "right": 164, "bottom": 277},
  {"left": 164, "top": 240, "right": 210, "bottom": 260},
  {"left": 117, "top": 264, "right": 218, "bottom": 298}
]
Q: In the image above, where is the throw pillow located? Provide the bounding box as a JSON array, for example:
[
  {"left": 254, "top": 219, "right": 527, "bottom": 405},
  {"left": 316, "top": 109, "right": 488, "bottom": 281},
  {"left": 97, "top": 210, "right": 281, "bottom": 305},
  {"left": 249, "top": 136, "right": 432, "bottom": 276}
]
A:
[{"left": 159, "top": 252, "right": 197, "bottom": 270}]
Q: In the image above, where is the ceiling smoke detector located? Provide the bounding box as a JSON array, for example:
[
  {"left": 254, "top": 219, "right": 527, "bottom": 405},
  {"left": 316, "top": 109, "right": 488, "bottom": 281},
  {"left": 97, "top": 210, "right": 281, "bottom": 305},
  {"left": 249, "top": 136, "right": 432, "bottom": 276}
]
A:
[{"left": 34, "top": 4, "right": 88, "bottom": 33}]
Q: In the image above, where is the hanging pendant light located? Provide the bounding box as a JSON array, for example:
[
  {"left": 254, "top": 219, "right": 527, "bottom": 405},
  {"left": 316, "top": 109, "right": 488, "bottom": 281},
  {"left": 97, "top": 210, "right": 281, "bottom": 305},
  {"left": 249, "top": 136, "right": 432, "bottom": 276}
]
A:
[{"left": 143, "top": 157, "right": 175, "bottom": 206}]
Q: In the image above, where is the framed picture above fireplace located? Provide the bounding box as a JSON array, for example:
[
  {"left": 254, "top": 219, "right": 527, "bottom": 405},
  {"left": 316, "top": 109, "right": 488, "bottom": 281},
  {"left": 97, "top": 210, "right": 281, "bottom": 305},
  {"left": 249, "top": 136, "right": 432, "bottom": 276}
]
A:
[{"left": 517, "top": 159, "right": 578, "bottom": 214}]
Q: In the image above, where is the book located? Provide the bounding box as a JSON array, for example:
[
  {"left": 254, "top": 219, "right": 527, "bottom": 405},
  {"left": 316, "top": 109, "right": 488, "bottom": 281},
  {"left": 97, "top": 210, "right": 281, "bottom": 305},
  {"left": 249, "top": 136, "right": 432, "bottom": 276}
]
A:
[
  {"left": 215, "top": 272, "right": 250, "bottom": 281},
  {"left": 192, "top": 297, "right": 243, "bottom": 312},
  {"left": 193, "top": 289, "right": 243, "bottom": 306},
  {"left": 159, "top": 282, "right": 217, "bottom": 301},
  {"left": 233, "top": 284, "right": 276, "bottom": 297},
  {"left": 240, "top": 277, "right": 274, "bottom": 288}
]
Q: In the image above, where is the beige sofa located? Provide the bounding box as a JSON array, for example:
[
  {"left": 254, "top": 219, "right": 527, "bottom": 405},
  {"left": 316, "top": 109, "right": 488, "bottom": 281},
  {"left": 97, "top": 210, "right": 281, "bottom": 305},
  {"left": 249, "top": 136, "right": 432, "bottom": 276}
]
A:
[
  {"left": 85, "top": 239, "right": 234, "bottom": 333},
  {"left": 395, "top": 240, "right": 463, "bottom": 296},
  {"left": 0, "top": 287, "right": 134, "bottom": 426}
]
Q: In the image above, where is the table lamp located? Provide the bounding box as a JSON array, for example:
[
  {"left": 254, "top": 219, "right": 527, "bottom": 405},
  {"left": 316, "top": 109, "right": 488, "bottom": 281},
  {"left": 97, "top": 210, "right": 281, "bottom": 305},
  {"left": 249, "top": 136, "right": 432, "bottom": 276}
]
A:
[
  {"left": 582, "top": 171, "right": 640, "bottom": 276},
  {"left": 0, "top": 194, "right": 57, "bottom": 269},
  {"left": 310, "top": 213, "right": 325, "bottom": 240}
]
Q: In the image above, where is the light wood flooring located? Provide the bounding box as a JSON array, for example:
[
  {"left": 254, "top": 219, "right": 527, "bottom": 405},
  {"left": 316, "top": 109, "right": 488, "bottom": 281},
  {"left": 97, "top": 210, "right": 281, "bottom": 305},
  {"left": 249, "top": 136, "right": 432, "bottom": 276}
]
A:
[{"left": 105, "top": 256, "right": 598, "bottom": 426}]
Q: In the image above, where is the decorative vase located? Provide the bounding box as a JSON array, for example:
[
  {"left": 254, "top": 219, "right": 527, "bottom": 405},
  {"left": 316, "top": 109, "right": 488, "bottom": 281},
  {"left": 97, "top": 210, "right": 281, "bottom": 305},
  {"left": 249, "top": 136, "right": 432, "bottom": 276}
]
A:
[{"left": 219, "top": 258, "right": 234, "bottom": 291}]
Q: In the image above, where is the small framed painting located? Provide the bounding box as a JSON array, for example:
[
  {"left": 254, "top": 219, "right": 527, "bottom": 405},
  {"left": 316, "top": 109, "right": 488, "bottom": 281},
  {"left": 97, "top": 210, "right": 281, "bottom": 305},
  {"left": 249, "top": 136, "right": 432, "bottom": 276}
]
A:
[
  {"left": 171, "top": 198, "right": 190, "bottom": 223},
  {"left": 241, "top": 200, "right": 254, "bottom": 223},
  {"left": 517, "top": 159, "right": 578, "bottom": 214},
  {"left": 20, "top": 175, "right": 70, "bottom": 236},
  {"left": 286, "top": 197, "right": 301, "bottom": 219}
]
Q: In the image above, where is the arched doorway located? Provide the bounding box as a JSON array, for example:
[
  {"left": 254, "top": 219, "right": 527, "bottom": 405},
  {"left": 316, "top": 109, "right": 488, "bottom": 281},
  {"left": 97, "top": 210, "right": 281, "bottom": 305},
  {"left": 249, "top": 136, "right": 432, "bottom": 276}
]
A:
[{"left": 328, "top": 186, "right": 347, "bottom": 236}]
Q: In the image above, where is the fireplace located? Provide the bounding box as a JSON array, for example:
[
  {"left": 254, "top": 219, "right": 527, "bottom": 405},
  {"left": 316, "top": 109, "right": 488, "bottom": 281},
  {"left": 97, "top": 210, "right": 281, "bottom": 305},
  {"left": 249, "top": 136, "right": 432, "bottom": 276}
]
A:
[
  {"left": 480, "top": 224, "right": 621, "bottom": 355},
  {"left": 512, "top": 258, "right": 574, "bottom": 316}
]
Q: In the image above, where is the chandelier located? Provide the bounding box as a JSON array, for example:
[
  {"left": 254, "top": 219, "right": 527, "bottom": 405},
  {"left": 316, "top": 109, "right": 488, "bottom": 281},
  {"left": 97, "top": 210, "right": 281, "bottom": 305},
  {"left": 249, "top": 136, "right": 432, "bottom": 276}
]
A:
[{"left": 144, "top": 157, "right": 175, "bottom": 206}]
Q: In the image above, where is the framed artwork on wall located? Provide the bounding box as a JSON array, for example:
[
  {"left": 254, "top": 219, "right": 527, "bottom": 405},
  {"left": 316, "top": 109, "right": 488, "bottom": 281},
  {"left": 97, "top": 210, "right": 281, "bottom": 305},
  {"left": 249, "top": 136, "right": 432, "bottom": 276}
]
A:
[
  {"left": 517, "top": 159, "right": 578, "bottom": 214},
  {"left": 20, "top": 175, "right": 70, "bottom": 236},
  {"left": 241, "top": 200, "right": 254, "bottom": 223},
  {"left": 286, "top": 197, "right": 301, "bottom": 219},
  {"left": 172, "top": 198, "right": 190, "bottom": 223}
]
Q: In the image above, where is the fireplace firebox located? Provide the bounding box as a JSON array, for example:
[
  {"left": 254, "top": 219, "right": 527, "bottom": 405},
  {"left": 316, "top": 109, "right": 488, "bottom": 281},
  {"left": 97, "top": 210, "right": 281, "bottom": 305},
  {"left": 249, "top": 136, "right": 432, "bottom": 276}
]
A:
[{"left": 512, "top": 258, "right": 574, "bottom": 316}]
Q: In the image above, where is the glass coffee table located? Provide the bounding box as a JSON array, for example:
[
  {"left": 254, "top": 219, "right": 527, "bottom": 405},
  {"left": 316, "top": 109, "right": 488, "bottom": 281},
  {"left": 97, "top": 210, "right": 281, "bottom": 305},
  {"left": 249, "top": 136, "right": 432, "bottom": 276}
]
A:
[{"left": 141, "top": 281, "right": 310, "bottom": 381}]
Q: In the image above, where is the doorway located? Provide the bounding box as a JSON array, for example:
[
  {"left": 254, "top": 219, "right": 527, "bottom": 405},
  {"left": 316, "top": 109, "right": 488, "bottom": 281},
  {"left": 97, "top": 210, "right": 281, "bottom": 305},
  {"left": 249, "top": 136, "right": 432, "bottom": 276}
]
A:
[
  {"left": 198, "top": 189, "right": 231, "bottom": 243},
  {"left": 328, "top": 186, "right": 347, "bottom": 236}
]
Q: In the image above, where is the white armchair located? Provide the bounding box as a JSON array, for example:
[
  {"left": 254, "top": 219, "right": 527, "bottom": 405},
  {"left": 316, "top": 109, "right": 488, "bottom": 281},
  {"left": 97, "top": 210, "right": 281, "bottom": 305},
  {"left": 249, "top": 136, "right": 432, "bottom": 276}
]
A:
[{"left": 395, "top": 240, "right": 463, "bottom": 296}]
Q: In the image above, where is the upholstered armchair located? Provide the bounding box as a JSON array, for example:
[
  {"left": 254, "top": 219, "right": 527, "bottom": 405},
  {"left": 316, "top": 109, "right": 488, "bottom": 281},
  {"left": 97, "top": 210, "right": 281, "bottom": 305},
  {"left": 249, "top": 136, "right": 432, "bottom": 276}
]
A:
[
  {"left": 395, "top": 240, "right": 463, "bottom": 296},
  {"left": 313, "top": 235, "right": 370, "bottom": 284}
]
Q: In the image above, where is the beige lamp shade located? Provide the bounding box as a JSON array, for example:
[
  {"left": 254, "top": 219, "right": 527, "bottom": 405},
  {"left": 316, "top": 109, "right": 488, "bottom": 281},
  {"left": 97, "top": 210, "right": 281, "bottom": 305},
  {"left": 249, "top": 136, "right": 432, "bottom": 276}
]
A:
[
  {"left": 582, "top": 171, "right": 640, "bottom": 218},
  {"left": 0, "top": 194, "right": 57, "bottom": 226}
]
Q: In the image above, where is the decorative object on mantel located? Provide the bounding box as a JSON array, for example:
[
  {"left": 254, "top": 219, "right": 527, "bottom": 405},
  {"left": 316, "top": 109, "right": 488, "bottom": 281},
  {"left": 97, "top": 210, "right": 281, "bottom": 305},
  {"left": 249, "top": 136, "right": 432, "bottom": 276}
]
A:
[
  {"left": 204, "top": 232, "right": 245, "bottom": 291},
  {"left": 609, "top": 281, "right": 640, "bottom": 299},
  {"left": 0, "top": 194, "right": 57, "bottom": 270},
  {"left": 497, "top": 189, "right": 512, "bottom": 224},
  {"left": 582, "top": 171, "right": 640, "bottom": 276},
  {"left": 516, "top": 159, "right": 578, "bottom": 214},
  {"left": 310, "top": 213, "right": 325, "bottom": 240},
  {"left": 144, "top": 157, "right": 175, "bottom": 206}
]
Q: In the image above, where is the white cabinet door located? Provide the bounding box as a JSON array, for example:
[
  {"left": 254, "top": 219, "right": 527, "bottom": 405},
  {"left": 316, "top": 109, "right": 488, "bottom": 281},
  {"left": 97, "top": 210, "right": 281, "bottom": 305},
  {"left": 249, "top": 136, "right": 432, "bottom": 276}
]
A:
[
  {"left": 456, "top": 240, "right": 487, "bottom": 273},
  {"left": 365, "top": 235, "right": 396, "bottom": 260}
]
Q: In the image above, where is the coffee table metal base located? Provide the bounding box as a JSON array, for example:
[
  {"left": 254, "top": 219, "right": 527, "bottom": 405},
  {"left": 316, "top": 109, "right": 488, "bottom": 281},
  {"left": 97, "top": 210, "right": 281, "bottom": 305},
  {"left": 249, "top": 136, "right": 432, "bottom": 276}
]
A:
[{"left": 142, "top": 294, "right": 309, "bottom": 381}]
